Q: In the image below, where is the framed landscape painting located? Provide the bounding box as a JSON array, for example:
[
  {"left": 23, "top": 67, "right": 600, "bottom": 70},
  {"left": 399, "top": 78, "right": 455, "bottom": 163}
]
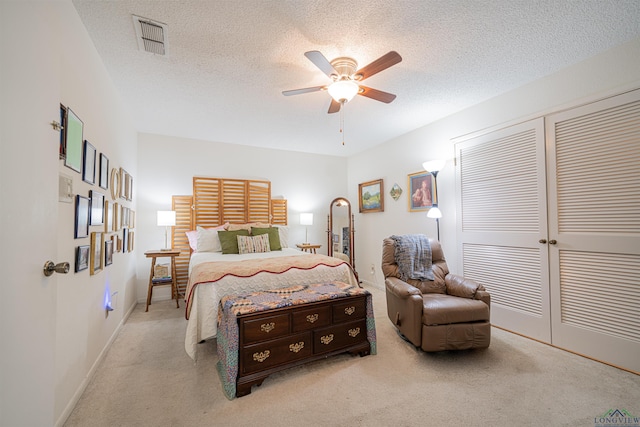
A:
[{"left": 358, "top": 179, "right": 384, "bottom": 213}]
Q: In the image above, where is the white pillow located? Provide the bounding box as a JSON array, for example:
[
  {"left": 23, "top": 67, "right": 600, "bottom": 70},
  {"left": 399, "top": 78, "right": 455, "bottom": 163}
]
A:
[
  {"left": 196, "top": 224, "right": 227, "bottom": 252},
  {"left": 274, "top": 225, "right": 289, "bottom": 248}
]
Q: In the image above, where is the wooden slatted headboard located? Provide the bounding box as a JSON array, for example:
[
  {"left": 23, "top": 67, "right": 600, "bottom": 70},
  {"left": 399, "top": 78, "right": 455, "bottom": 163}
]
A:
[{"left": 171, "top": 177, "right": 288, "bottom": 296}]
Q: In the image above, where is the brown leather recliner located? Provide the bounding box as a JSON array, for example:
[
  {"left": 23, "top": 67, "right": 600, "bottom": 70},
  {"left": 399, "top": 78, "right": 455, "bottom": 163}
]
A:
[{"left": 382, "top": 236, "right": 491, "bottom": 351}]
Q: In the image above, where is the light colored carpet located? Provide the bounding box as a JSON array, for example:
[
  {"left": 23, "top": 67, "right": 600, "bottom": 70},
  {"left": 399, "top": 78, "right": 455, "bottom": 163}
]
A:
[{"left": 64, "top": 285, "right": 640, "bottom": 427}]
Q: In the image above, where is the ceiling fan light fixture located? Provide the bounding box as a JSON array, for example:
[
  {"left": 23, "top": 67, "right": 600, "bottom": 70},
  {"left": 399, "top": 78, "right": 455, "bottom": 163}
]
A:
[{"left": 328, "top": 79, "right": 359, "bottom": 103}]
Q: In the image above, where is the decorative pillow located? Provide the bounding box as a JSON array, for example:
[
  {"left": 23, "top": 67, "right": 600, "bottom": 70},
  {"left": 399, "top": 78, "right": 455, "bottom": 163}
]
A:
[
  {"left": 251, "top": 227, "right": 282, "bottom": 251},
  {"left": 227, "top": 222, "right": 271, "bottom": 232},
  {"left": 237, "top": 233, "right": 271, "bottom": 255},
  {"left": 227, "top": 223, "right": 252, "bottom": 232},
  {"left": 185, "top": 230, "right": 198, "bottom": 252},
  {"left": 218, "top": 229, "right": 250, "bottom": 254},
  {"left": 196, "top": 224, "right": 228, "bottom": 252},
  {"left": 273, "top": 225, "right": 289, "bottom": 248}
]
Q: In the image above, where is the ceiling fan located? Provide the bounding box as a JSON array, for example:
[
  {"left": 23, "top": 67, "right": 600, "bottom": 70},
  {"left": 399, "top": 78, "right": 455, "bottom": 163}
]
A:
[{"left": 282, "top": 50, "right": 402, "bottom": 114}]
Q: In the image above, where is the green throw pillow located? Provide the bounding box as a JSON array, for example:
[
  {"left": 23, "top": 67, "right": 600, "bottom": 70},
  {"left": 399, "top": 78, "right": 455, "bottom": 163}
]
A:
[
  {"left": 217, "top": 229, "right": 250, "bottom": 254},
  {"left": 251, "top": 227, "right": 282, "bottom": 251}
]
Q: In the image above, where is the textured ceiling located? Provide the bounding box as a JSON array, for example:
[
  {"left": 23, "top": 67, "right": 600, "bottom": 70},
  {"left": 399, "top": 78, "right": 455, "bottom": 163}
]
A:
[{"left": 72, "top": 0, "right": 640, "bottom": 157}]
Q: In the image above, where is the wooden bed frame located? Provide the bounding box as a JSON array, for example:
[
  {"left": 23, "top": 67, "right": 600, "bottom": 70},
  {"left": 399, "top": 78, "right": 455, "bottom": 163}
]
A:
[{"left": 171, "top": 176, "right": 288, "bottom": 298}]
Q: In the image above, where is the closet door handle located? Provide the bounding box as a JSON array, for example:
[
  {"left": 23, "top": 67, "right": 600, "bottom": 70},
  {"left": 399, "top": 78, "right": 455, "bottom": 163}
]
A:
[
  {"left": 539, "top": 239, "right": 547, "bottom": 244},
  {"left": 549, "top": 239, "right": 557, "bottom": 245}
]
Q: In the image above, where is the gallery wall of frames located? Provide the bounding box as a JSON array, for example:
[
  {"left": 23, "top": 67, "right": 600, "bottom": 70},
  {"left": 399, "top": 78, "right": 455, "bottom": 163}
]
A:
[{"left": 59, "top": 104, "right": 135, "bottom": 275}]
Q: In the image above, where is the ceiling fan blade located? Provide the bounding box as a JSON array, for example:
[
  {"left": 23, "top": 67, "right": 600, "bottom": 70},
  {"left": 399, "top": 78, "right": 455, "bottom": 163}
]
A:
[
  {"left": 304, "top": 51, "right": 338, "bottom": 78},
  {"left": 328, "top": 99, "right": 341, "bottom": 114},
  {"left": 282, "top": 85, "right": 326, "bottom": 96},
  {"left": 358, "top": 86, "right": 397, "bottom": 103},
  {"left": 355, "top": 51, "right": 402, "bottom": 81}
]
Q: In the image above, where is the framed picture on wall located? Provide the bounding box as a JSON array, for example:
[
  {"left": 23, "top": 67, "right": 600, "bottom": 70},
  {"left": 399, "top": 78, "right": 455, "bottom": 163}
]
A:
[
  {"left": 64, "top": 108, "right": 83, "bottom": 173},
  {"left": 74, "top": 195, "right": 90, "bottom": 239},
  {"left": 358, "top": 178, "right": 384, "bottom": 213},
  {"left": 110, "top": 168, "right": 120, "bottom": 200},
  {"left": 82, "top": 140, "right": 96, "bottom": 184},
  {"left": 99, "top": 153, "right": 109, "bottom": 190},
  {"left": 104, "top": 240, "right": 114, "bottom": 266},
  {"left": 408, "top": 171, "right": 437, "bottom": 212},
  {"left": 90, "top": 190, "right": 105, "bottom": 226},
  {"left": 75, "top": 245, "right": 89, "bottom": 272},
  {"left": 90, "top": 232, "right": 104, "bottom": 275}
]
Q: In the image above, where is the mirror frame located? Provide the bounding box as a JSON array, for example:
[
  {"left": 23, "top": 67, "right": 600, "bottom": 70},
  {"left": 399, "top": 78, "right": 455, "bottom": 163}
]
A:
[{"left": 327, "top": 197, "right": 357, "bottom": 280}]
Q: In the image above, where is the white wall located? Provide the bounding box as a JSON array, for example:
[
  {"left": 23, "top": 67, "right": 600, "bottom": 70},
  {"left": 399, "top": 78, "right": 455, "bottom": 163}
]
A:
[
  {"left": 349, "top": 37, "right": 640, "bottom": 289},
  {"left": 0, "top": 2, "right": 138, "bottom": 426},
  {"left": 136, "top": 133, "right": 348, "bottom": 302}
]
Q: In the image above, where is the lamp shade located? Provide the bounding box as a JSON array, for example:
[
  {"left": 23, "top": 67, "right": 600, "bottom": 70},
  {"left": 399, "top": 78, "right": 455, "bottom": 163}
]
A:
[
  {"left": 427, "top": 207, "right": 442, "bottom": 219},
  {"left": 327, "top": 80, "right": 359, "bottom": 103},
  {"left": 300, "top": 212, "right": 313, "bottom": 225},
  {"left": 422, "top": 159, "right": 446, "bottom": 173},
  {"left": 157, "top": 210, "right": 176, "bottom": 226}
]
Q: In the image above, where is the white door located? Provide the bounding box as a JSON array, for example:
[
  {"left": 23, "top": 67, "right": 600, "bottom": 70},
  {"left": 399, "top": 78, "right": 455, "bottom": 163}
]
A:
[
  {"left": 455, "top": 118, "right": 551, "bottom": 342},
  {"left": 0, "top": 2, "right": 61, "bottom": 423},
  {"left": 546, "top": 89, "right": 640, "bottom": 372}
]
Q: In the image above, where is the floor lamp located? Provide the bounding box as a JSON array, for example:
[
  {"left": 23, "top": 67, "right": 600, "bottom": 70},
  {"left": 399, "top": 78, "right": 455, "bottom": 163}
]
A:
[{"left": 427, "top": 207, "right": 442, "bottom": 241}]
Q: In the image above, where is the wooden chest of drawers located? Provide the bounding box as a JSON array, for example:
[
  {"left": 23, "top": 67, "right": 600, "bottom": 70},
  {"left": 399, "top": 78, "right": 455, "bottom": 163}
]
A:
[{"left": 236, "top": 294, "right": 371, "bottom": 397}]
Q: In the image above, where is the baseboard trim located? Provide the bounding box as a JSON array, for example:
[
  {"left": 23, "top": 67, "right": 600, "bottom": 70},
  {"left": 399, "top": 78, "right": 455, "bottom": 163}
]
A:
[{"left": 55, "top": 300, "right": 138, "bottom": 427}]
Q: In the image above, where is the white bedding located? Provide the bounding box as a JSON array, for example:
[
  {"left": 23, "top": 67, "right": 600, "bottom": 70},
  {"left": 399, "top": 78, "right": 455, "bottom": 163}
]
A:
[{"left": 185, "top": 248, "right": 358, "bottom": 360}]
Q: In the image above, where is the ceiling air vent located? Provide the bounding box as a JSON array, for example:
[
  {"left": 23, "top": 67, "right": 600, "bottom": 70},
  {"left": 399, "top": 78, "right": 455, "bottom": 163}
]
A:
[{"left": 132, "top": 15, "right": 168, "bottom": 56}]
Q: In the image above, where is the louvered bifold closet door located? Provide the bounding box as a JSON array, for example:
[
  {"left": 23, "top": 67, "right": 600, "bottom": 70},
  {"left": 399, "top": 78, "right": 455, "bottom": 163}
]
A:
[
  {"left": 455, "top": 118, "right": 551, "bottom": 342},
  {"left": 546, "top": 89, "right": 640, "bottom": 373}
]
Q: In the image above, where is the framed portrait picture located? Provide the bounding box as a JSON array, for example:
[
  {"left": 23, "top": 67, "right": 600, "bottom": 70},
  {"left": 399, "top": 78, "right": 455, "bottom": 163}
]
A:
[
  {"left": 82, "top": 140, "right": 96, "bottom": 184},
  {"left": 113, "top": 202, "right": 121, "bottom": 231},
  {"left": 358, "top": 179, "right": 384, "bottom": 213},
  {"left": 122, "top": 228, "right": 129, "bottom": 253},
  {"left": 104, "top": 239, "right": 114, "bottom": 266},
  {"left": 408, "top": 171, "right": 437, "bottom": 212},
  {"left": 90, "top": 232, "right": 104, "bottom": 275},
  {"left": 75, "top": 245, "right": 90, "bottom": 272},
  {"left": 104, "top": 200, "right": 112, "bottom": 233},
  {"left": 59, "top": 104, "right": 67, "bottom": 159},
  {"left": 74, "top": 195, "right": 90, "bottom": 239},
  {"left": 128, "top": 230, "right": 135, "bottom": 252},
  {"left": 64, "top": 107, "right": 83, "bottom": 173},
  {"left": 90, "top": 190, "right": 105, "bottom": 226},
  {"left": 99, "top": 153, "right": 109, "bottom": 190}
]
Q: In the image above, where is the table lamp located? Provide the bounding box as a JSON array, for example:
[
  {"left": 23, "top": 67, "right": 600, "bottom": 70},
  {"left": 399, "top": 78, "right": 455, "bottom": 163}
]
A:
[{"left": 157, "top": 210, "right": 176, "bottom": 250}]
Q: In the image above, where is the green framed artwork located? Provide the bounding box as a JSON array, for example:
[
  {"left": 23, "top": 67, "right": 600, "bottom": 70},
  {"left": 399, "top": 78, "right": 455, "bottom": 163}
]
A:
[{"left": 64, "top": 107, "right": 83, "bottom": 173}]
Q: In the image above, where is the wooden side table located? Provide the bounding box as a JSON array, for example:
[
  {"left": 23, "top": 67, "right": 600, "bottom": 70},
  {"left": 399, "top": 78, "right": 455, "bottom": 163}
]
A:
[
  {"left": 296, "top": 243, "right": 321, "bottom": 254},
  {"left": 144, "top": 249, "right": 181, "bottom": 312}
]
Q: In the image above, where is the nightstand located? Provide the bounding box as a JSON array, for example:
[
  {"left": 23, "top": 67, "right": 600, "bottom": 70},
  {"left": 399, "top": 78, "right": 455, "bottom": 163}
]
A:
[
  {"left": 296, "top": 243, "right": 321, "bottom": 254},
  {"left": 144, "top": 249, "right": 181, "bottom": 312}
]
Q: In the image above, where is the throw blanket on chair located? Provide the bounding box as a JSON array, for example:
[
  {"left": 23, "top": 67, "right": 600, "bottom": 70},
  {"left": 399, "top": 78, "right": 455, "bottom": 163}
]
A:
[{"left": 390, "top": 234, "right": 434, "bottom": 281}]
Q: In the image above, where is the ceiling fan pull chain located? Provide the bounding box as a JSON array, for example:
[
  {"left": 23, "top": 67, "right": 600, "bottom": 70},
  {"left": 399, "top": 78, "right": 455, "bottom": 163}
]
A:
[{"left": 340, "top": 102, "right": 345, "bottom": 145}]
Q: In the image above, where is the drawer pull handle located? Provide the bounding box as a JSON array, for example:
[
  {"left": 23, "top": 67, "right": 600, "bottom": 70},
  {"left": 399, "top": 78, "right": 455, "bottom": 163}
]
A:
[
  {"left": 260, "top": 322, "right": 276, "bottom": 333},
  {"left": 320, "top": 334, "right": 334, "bottom": 345},
  {"left": 348, "top": 327, "right": 361, "bottom": 338},
  {"left": 253, "top": 350, "right": 270, "bottom": 363},
  {"left": 289, "top": 342, "right": 305, "bottom": 353},
  {"left": 344, "top": 306, "right": 356, "bottom": 315},
  {"left": 306, "top": 314, "right": 319, "bottom": 323}
]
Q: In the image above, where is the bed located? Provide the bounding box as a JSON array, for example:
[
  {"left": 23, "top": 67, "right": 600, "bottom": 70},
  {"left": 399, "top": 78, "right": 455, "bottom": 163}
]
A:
[
  {"left": 172, "top": 177, "right": 359, "bottom": 360},
  {"left": 184, "top": 248, "right": 358, "bottom": 359}
]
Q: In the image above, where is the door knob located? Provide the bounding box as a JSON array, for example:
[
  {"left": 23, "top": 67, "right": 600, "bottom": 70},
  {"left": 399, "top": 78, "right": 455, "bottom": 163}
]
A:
[
  {"left": 539, "top": 239, "right": 547, "bottom": 244},
  {"left": 549, "top": 239, "right": 557, "bottom": 245},
  {"left": 43, "top": 261, "right": 70, "bottom": 277}
]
